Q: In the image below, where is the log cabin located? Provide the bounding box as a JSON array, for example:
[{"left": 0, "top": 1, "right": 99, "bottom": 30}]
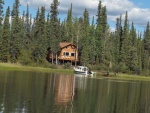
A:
[{"left": 48, "top": 42, "right": 78, "bottom": 64}]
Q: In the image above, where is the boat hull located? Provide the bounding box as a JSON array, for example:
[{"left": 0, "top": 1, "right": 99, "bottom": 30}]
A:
[{"left": 74, "top": 70, "right": 87, "bottom": 75}]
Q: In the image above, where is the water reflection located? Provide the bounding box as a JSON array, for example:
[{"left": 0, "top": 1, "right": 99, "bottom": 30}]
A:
[
  {"left": 0, "top": 71, "right": 150, "bottom": 113},
  {"left": 74, "top": 74, "right": 88, "bottom": 90},
  {"left": 54, "top": 75, "right": 75, "bottom": 105}
]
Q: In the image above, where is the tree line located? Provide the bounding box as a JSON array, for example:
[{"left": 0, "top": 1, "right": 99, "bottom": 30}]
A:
[{"left": 0, "top": 0, "right": 149, "bottom": 75}]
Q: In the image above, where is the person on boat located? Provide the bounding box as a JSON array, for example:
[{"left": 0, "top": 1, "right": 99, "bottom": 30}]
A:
[{"left": 88, "top": 67, "right": 92, "bottom": 74}]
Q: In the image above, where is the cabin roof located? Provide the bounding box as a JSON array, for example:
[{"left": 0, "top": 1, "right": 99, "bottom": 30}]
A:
[{"left": 59, "top": 42, "right": 76, "bottom": 48}]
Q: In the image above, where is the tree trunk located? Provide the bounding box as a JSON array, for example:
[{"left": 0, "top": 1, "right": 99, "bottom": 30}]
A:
[{"left": 56, "top": 53, "right": 58, "bottom": 65}]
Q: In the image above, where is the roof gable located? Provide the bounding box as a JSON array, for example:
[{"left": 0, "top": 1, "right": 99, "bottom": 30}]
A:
[{"left": 59, "top": 42, "right": 76, "bottom": 48}]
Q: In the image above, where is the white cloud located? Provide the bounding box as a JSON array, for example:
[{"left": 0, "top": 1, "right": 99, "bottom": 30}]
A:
[
  {"left": 20, "top": 0, "right": 99, "bottom": 15},
  {"left": 128, "top": 8, "right": 150, "bottom": 26},
  {"left": 20, "top": 0, "right": 150, "bottom": 30},
  {"left": 102, "top": 0, "right": 134, "bottom": 15}
]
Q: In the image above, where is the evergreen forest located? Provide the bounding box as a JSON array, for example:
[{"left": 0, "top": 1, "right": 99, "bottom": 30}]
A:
[{"left": 0, "top": 0, "right": 150, "bottom": 75}]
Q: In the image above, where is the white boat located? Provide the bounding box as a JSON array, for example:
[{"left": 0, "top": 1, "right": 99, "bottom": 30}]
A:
[{"left": 74, "top": 66, "right": 96, "bottom": 76}]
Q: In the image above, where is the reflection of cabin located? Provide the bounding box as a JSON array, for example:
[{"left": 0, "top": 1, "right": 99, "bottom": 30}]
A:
[
  {"left": 48, "top": 42, "right": 78, "bottom": 64},
  {"left": 55, "top": 75, "right": 75, "bottom": 105}
]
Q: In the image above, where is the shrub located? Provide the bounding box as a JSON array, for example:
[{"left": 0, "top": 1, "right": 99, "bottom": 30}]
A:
[
  {"left": 49, "top": 64, "right": 57, "bottom": 69},
  {"left": 18, "top": 49, "right": 32, "bottom": 65},
  {"left": 113, "top": 62, "right": 128, "bottom": 73},
  {"left": 142, "top": 70, "right": 150, "bottom": 76},
  {"left": 89, "top": 65, "right": 101, "bottom": 70},
  {"left": 63, "top": 62, "right": 71, "bottom": 69}
]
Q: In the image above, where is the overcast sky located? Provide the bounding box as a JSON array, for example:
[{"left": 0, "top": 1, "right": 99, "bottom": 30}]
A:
[{"left": 3, "top": 0, "right": 150, "bottom": 32}]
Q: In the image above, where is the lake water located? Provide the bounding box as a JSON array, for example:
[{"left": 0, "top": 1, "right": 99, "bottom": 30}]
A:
[{"left": 0, "top": 71, "right": 150, "bottom": 113}]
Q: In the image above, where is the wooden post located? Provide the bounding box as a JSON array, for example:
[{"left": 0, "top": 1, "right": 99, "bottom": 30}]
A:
[
  {"left": 52, "top": 53, "right": 54, "bottom": 64},
  {"left": 56, "top": 53, "right": 58, "bottom": 65},
  {"left": 71, "top": 60, "right": 72, "bottom": 66},
  {"left": 75, "top": 51, "right": 77, "bottom": 66}
]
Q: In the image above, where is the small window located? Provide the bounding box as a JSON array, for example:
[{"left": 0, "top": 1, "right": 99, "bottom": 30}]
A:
[
  {"left": 71, "top": 53, "right": 75, "bottom": 56},
  {"left": 66, "top": 52, "right": 69, "bottom": 56}
]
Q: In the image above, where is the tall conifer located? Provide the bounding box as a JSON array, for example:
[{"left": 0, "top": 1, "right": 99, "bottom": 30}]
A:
[
  {"left": 137, "top": 32, "right": 142, "bottom": 74},
  {"left": 50, "top": 0, "right": 60, "bottom": 64},
  {"left": 66, "top": 3, "right": 73, "bottom": 42},
  {"left": 127, "top": 22, "right": 138, "bottom": 72},
  {"left": 0, "top": 7, "right": 10, "bottom": 62},
  {"left": 119, "top": 12, "right": 129, "bottom": 71},
  {"left": 95, "top": 0, "right": 103, "bottom": 64},
  {"left": 0, "top": 0, "right": 4, "bottom": 44},
  {"left": 10, "top": 0, "right": 21, "bottom": 63},
  {"left": 143, "top": 22, "right": 150, "bottom": 75},
  {"left": 80, "top": 9, "right": 90, "bottom": 65}
]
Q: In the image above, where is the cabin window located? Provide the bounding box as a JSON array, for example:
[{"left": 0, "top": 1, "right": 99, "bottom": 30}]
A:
[
  {"left": 71, "top": 53, "right": 75, "bottom": 56},
  {"left": 63, "top": 52, "right": 69, "bottom": 56},
  {"left": 66, "top": 52, "right": 69, "bottom": 56}
]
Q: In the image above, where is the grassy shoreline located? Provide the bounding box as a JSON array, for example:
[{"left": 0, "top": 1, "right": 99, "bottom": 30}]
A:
[
  {"left": 0, "top": 63, "right": 150, "bottom": 81},
  {"left": 98, "top": 73, "right": 150, "bottom": 81},
  {"left": 0, "top": 63, "right": 74, "bottom": 74}
]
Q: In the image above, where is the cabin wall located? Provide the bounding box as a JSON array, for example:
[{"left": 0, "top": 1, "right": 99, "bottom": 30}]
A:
[{"left": 58, "top": 45, "right": 78, "bottom": 61}]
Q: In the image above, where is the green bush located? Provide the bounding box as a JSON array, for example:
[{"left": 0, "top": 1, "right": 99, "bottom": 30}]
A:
[
  {"left": 142, "top": 70, "right": 150, "bottom": 76},
  {"left": 113, "top": 62, "right": 128, "bottom": 73},
  {"left": 63, "top": 62, "right": 71, "bottom": 69},
  {"left": 49, "top": 64, "right": 57, "bottom": 69},
  {"left": 89, "top": 65, "right": 101, "bottom": 70},
  {"left": 18, "top": 50, "right": 32, "bottom": 65}
]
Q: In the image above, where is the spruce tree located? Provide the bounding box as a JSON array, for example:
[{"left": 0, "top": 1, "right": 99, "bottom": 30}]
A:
[
  {"left": 60, "top": 21, "right": 67, "bottom": 42},
  {"left": 30, "top": 7, "right": 41, "bottom": 63},
  {"left": 31, "top": 7, "right": 47, "bottom": 63},
  {"left": 89, "top": 16, "right": 96, "bottom": 64},
  {"left": 10, "top": 0, "right": 21, "bottom": 63},
  {"left": 38, "top": 7, "right": 46, "bottom": 59},
  {"left": 101, "top": 6, "right": 107, "bottom": 34},
  {"left": 24, "top": 4, "right": 31, "bottom": 49},
  {"left": 119, "top": 11, "right": 129, "bottom": 71},
  {"left": 143, "top": 22, "right": 150, "bottom": 54},
  {"left": 19, "top": 11, "right": 26, "bottom": 48},
  {"left": 80, "top": 9, "right": 90, "bottom": 65},
  {"left": 0, "top": 6, "right": 10, "bottom": 62},
  {"left": 66, "top": 3, "right": 73, "bottom": 42},
  {"left": 46, "top": 13, "right": 51, "bottom": 47},
  {"left": 31, "top": 7, "right": 40, "bottom": 41},
  {"left": 114, "top": 17, "right": 121, "bottom": 64},
  {"left": 0, "top": 0, "right": 4, "bottom": 49},
  {"left": 143, "top": 22, "right": 150, "bottom": 75},
  {"left": 50, "top": 0, "right": 60, "bottom": 64},
  {"left": 127, "top": 22, "right": 138, "bottom": 72},
  {"left": 137, "top": 32, "right": 142, "bottom": 74},
  {"left": 95, "top": 0, "right": 103, "bottom": 64}
]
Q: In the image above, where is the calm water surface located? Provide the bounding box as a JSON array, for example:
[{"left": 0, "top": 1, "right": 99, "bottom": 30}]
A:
[{"left": 0, "top": 71, "right": 150, "bottom": 113}]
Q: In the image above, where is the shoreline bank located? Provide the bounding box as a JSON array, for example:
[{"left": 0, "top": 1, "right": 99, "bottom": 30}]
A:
[
  {"left": 0, "top": 63, "right": 150, "bottom": 81},
  {"left": 0, "top": 63, "right": 73, "bottom": 74}
]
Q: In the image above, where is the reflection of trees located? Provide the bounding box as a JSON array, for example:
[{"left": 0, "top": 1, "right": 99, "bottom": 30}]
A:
[
  {"left": 0, "top": 72, "right": 76, "bottom": 113},
  {"left": 0, "top": 72, "right": 7, "bottom": 112},
  {"left": 1, "top": 72, "right": 150, "bottom": 113},
  {"left": 74, "top": 75, "right": 88, "bottom": 90},
  {"left": 0, "top": 71, "right": 52, "bottom": 113}
]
